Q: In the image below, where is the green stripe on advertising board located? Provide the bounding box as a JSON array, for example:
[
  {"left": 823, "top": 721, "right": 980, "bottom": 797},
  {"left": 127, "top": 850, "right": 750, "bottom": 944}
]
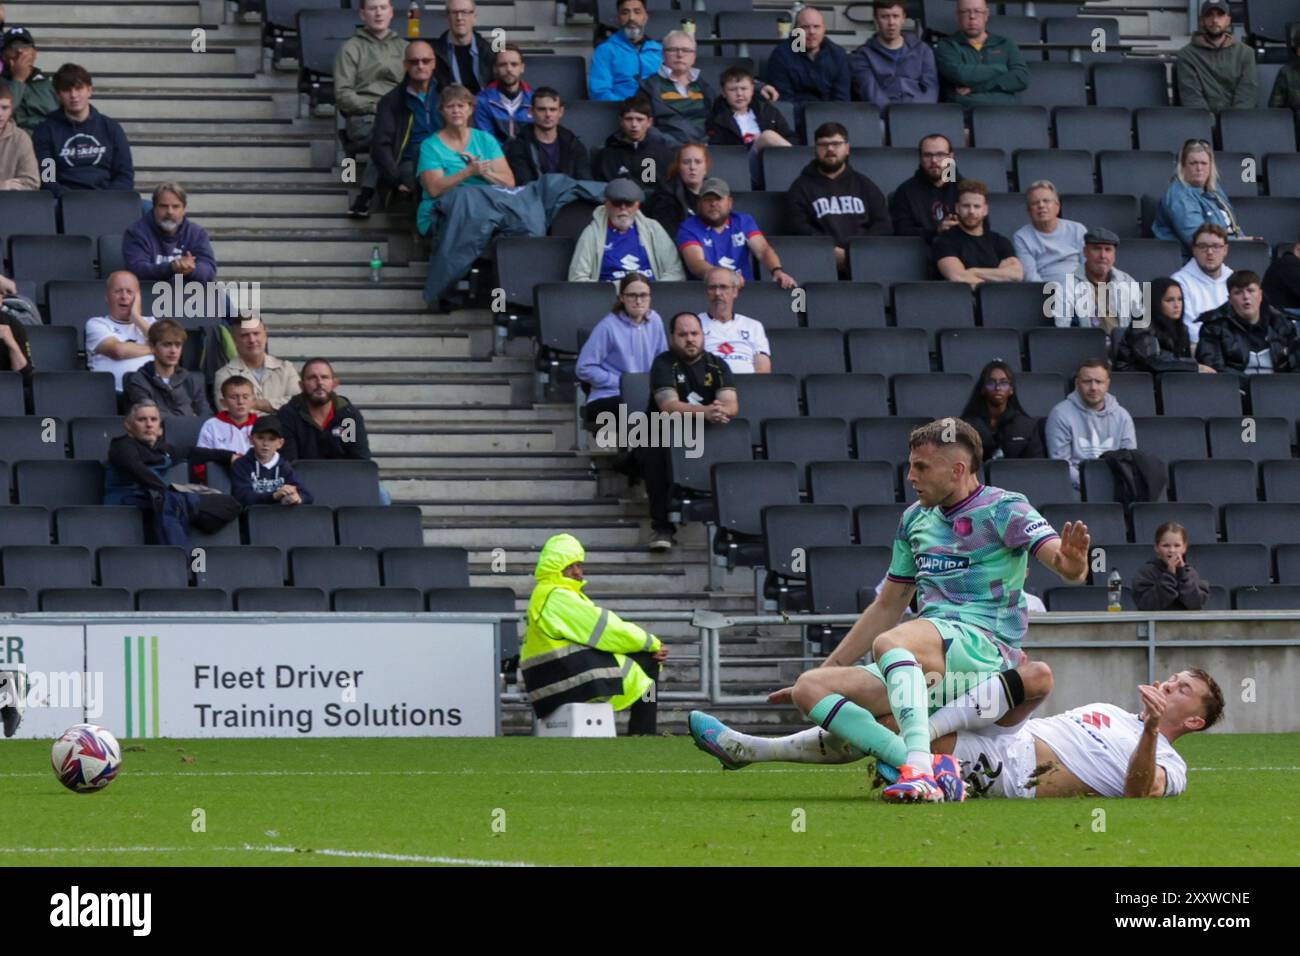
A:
[
  {"left": 137, "top": 635, "right": 145, "bottom": 738},
  {"left": 151, "top": 635, "right": 160, "bottom": 737},
  {"left": 124, "top": 636, "right": 132, "bottom": 737}
]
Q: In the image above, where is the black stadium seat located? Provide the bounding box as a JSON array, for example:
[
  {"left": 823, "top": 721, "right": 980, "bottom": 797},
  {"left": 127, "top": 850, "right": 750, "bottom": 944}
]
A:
[
  {"left": 1159, "top": 374, "right": 1242, "bottom": 417},
  {"left": 809, "top": 460, "right": 897, "bottom": 508},
  {"left": 1219, "top": 109, "right": 1297, "bottom": 158},
  {"left": 15, "top": 460, "right": 104, "bottom": 508},
  {"left": 25, "top": 326, "right": 80, "bottom": 372},
  {"left": 60, "top": 190, "right": 143, "bottom": 239},
  {"left": 986, "top": 459, "right": 1074, "bottom": 503},
  {"left": 332, "top": 588, "right": 424, "bottom": 612},
  {"left": 978, "top": 283, "right": 1052, "bottom": 333},
  {"left": 0, "top": 191, "right": 57, "bottom": 242},
  {"left": 1133, "top": 416, "right": 1207, "bottom": 464},
  {"left": 291, "top": 546, "right": 380, "bottom": 590},
  {"left": 759, "top": 236, "right": 837, "bottom": 284},
  {"left": 763, "top": 417, "right": 850, "bottom": 489},
  {"left": 767, "top": 329, "right": 846, "bottom": 378},
  {"left": 804, "top": 374, "right": 889, "bottom": 420},
  {"left": 938, "top": 328, "right": 1022, "bottom": 376},
  {"left": 46, "top": 280, "right": 107, "bottom": 348},
  {"left": 1181, "top": 543, "right": 1270, "bottom": 594},
  {"left": 1058, "top": 193, "right": 1140, "bottom": 238},
  {"left": 535, "top": 283, "right": 611, "bottom": 355},
  {"left": 712, "top": 461, "right": 800, "bottom": 568},
  {"left": 853, "top": 417, "right": 929, "bottom": 463},
  {"left": 382, "top": 547, "right": 470, "bottom": 590},
  {"left": 99, "top": 546, "right": 189, "bottom": 593},
  {"left": 1106, "top": 372, "right": 1157, "bottom": 418},
  {"left": 806, "top": 545, "right": 893, "bottom": 643},
  {"left": 1011, "top": 372, "right": 1068, "bottom": 418},
  {"left": 1266, "top": 154, "right": 1300, "bottom": 198},
  {"left": 494, "top": 237, "right": 575, "bottom": 313},
  {"left": 1044, "top": 15, "right": 1122, "bottom": 63},
  {"left": 247, "top": 505, "right": 336, "bottom": 575},
  {"left": 1021, "top": 61, "right": 1087, "bottom": 109},
  {"left": 1232, "top": 197, "right": 1300, "bottom": 247},
  {"left": 802, "top": 102, "right": 882, "bottom": 148},
  {"left": 847, "top": 328, "right": 930, "bottom": 375},
  {"left": 32, "top": 372, "right": 117, "bottom": 420},
  {"left": 1097, "top": 151, "right": 1176, "bottom": 203},
  {"left": 196, "top": 546, "right": 285, "bottom": 590},
  {"left": 290, "top": 460, "right": 382, "bottom": 507},
  {"left": 564, "top": 101, "right": 623, "bottom": 163},
  {"left": 137, "top": 588, "right": 230, "bottom": 612},
  {"left": 55, "top": 507, "right": 146, "bottom": 554},
  {"left": 1223, "top": 503, "right": 1300, "bottom": 547},
  {"left": 3, "top": 546, "right": 93, "bottom": 592},
  {"left": 9, "top": 235, "right": 95, "bottom": 303},
  {"left": 1015, "top": 149, "right": 1094, "bottom": 195},
  {"left": 236, "top": 587, "right": 328, "bottom": 611},
  {"left": 40, "top": 588, "right": 132, "bottom": 612},
  {"left": 1116, "top": 239, "right": 1184, "bottom": 282},
  {"left": 1234, "top": 585, "right": 1300, "bottom": 610},
  {"left": 0, "top": 417, "right": 67, "bottom": 464},
  {"left": 762, "top": 504, "right": 853, "bottom": 610},
  {"left": 855, "top": 502, "right": 907, "bottom": 546},
  {"left": 1207, "top": 417, "right": 1292, "bottom": 463},
  {"left": 1171, "top": 460, "right": 1258, "bottom": 505},
  {"left": 731, "top": 375, "right": 798, "bottom": 446},
  {"left": 1054, "top": 106, "right": 1131, "bottom": 153},
  {"left": 1131, "top": 502, "right": 1216, "bottom": 547},
  {"left": 1091, "top": 61, "right": 1169, "bottom": 108},
  {"left": 336, "top": 506, "right": 424, "bottom": 549},
  {"left": 802, "top": 283, "right": 887, "bottom": 330},
  {"left": 893, "top": 282, "right": 975, "bottom": 346},
  {"left": 669, "top": 419, "right": 753, "bottom": 521},
  {"left": 1262, "top": 460, "right": 1300, "bottom": 501},
  {"left": 971, "top": 106, "right": 1050, "bottom": 161},
  {"left": 425, "top": 587, "right": 519, "bottom": 659},
  {"left": 892, "top": 373, "right": 973, "bottom": 421},
  {"left": 1041, "top": 502, "right": 1127, "bottom": 548},
  {"left": 1133, "top": 107, "right": 1214, "bottom": 154},
  {"left": 0, "top": 506, "right": 52, "bottom": 548},
  {"left": 523, "top": 55, "right": 588, "bottom": 102},
  {"left": 848, "top": 236, "right": 931, "bottom": 287}
]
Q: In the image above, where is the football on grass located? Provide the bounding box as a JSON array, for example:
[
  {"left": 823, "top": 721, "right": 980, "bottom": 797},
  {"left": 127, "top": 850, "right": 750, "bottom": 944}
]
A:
[{"left": 51, "top": 724, "right": 122, "bottom": 793}]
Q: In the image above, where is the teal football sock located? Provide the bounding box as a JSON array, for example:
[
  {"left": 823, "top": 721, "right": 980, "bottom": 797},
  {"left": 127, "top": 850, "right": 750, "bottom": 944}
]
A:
[
  {"left": 807, "top": 694, "right": 907, "bottom": 767},
  {"left": 879, "top": 648, "right": 932, "bottom": 772}
]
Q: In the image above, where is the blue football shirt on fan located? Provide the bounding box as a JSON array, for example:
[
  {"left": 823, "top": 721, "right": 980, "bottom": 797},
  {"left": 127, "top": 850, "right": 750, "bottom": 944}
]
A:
[
  {"left": 676, "top": 212, "right": 763, "bottom": 280},
  {"left": 600, "top": 224, "right": 656, "bottom": 281}
]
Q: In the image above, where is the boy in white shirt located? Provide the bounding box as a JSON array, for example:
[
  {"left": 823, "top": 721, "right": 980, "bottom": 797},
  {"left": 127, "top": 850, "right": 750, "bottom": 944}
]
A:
[{"left": 192, "top": 376, "right": 257, "bottom": 480}]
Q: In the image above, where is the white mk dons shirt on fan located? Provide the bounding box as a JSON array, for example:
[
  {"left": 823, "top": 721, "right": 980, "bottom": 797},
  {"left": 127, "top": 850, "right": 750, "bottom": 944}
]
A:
[
  {"left": 698, "top": 312, "right": 770, "bottom": 375},
  {"left": 1027, "top": 703, "right": 1188, "bottom": 797}
]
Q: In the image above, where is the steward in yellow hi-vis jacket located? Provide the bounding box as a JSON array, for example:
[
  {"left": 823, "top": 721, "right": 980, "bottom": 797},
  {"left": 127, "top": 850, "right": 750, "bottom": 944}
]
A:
[{"left": 520, "top": 533, "right": 670, "bottom": 734}]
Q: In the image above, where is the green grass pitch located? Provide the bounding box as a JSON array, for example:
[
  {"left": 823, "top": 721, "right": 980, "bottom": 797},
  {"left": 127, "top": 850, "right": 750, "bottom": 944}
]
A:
[{"left": 2, "top": 734, "right": 1297, "bottom": 866}]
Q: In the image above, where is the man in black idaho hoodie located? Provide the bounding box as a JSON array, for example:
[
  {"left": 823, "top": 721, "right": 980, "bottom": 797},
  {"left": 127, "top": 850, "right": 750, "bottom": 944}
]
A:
[
  {"left": 31, "top": 62, "right": 133, "bottom": 198},
  {"left": 786, "top": 120, "right": 891, "bottom": 275}
]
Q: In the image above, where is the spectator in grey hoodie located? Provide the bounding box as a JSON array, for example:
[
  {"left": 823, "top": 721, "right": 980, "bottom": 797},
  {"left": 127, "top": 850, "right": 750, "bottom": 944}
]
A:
[
  {"left": 122, "top": 319, "right": 211, "bottom": 418},
  {"left": 1044, "top": 357, "right": 1136, "bottom": 491},
  {"left": 849, "top": 1, "right": 940, "bottom": 108}
]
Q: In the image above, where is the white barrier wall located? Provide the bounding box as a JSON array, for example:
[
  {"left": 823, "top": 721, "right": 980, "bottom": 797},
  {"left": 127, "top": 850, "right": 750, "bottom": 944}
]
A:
[{"left": 3, "top": 618, "right": 500, "bottom": 739}]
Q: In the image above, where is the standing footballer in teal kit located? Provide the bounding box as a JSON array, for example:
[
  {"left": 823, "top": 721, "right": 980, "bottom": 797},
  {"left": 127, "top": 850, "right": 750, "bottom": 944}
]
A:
[{"left": 691, "top": 418, "right": 1091, "bottom": 803}]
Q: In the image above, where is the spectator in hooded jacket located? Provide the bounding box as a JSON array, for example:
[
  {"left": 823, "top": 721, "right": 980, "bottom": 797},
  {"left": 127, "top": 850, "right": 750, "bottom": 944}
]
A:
[
  {"left": 335, "top": 0, "right": 406, "bottom": 217},
  {"left": 0, "top": 78, "right": 37, "bottom": 189},
  {"left": 231, "top": 415, "right": 314, "bottom": 508},
  {"left": 961, "top": 361, "right": 1044, "bottom": 462},
  {"left": 503, "top": 86, "right": 591, "bottom": 186},
  {"left": 850, "top": 1, "right": 940, "bottom": 108},
  {"left": 1175, "top": 2, "right": 1256, "bottom": 113},
  {"left": 1267, "top": 27, "right": 1300, "bottom": 110},
  {"left": 1045, "top": 358, "right": 1137, "bottom": 491},
  {"left": 594, "top": 93, "right": 675, "bottom": 183},
  {"left": 577, "top": 272, "right": 668, "bottom": 431},
  {"left": 764, "top": 6, "right": 849, "bottom": 132},
  {"left": 786, "top": 121, "right": 891, "bottom": 275},
  {"left": 889, "top": 134, "right": 960, "bottom": 243},
  {"left": 1111, "top": 277, "right": 1218, "bottom": 375},
  {"left": 433, "top": 0, "right": 495, "bottom": 95},
  {"left": 935, "top": 0, "right": 1029, "bottom": 108},
  {"left": 354, "top": 39, "right": 441, "bottom": 217},
  {"left": 31, "top": 62, "right": 133, "bottom": 198},
  {"left": 1, "top": 27, "right": 58, "bottom": 131},
  {"left": 1262, "top": 234, "right": 1300, "bottom": 316},
  {"left": 589, "top": 0, "right": 663, "bottom": 102},
  {"left": 123, "top": 319, "right": 211, "bottom": 418},
  {"left": 1132, "top": 522, "right": 1211, "bottom": 612},
  {"left": 473, "top": 43, "right": 533, "bottom": 143},
  {"left": 1172, "top": 223, "right": 1233, "bottom": 346},
  {"left": 122, "top": 182, "right": 217, "bottom": 284}
]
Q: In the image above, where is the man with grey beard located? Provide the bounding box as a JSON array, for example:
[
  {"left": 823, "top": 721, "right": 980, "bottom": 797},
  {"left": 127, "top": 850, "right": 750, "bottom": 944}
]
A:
[{"left": 122, "top": 182, "right": 218, "bottom": 284}]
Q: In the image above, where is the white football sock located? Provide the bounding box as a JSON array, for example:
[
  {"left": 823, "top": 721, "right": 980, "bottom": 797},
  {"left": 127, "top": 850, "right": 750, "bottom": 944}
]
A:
[
  {"left": 721, "top": 726, "right": 866, "bottom": 764},
  {"left": 927, "top": 672, "right": 1015, "bottom": 740}
]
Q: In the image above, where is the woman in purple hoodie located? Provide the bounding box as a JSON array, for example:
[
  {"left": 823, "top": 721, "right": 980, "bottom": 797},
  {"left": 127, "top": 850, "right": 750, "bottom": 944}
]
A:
[{"left": 576, "top": 272, "right": 668, "bottom": 432}]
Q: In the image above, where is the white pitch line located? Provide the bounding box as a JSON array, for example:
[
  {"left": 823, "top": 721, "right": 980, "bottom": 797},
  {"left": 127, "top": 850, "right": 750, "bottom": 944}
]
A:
[{"left": 5, "top": 845, "right": 535, "bottom": 867}]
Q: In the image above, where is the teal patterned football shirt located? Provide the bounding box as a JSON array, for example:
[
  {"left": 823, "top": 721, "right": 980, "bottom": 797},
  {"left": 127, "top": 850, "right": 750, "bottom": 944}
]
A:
[{"left": 886, "top": 484, "right": 1059, "bottom": 647}]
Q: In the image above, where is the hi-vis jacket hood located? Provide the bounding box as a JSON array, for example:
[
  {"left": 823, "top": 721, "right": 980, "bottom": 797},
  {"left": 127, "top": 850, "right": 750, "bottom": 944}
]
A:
[
  {"left": 533, "top": 532, "right": 586, "bottom": 585},
  {"left": 521, "top": 533, "right": 660, "bottom": 718}
]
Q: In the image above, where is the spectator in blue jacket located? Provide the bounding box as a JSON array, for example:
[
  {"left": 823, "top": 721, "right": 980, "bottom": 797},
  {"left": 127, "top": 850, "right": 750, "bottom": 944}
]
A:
[
  {"left": 576, "top": 272, "right": 668, "bottom": 431},
  {"left": 122, "top": 182, "right": 217, "bottom": 285},
  {"left": 1151, "top": 139, "right": 1258, "bottom": 255},
  {"left": 473, "top": 44, "right": 532, "bottom": 143},
  {"left": 590, "top": 0, "right": 663, "bottom": 101},
  {"left": 31, "top": 62, "right": 133, "bottom": 198},
  {"left": 764, "top": 7, "right": 850, "bottom": 131},
  {"left": 850, "top": 1, "right": 940, "bottom": 107}
]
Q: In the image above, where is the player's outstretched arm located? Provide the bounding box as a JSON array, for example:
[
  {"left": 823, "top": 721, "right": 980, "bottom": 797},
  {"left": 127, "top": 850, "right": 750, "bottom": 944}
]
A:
[
  {"left": 1035, "top": 520, "right": 1090, "bottom": 583},
  {"left": 1123, "top": 684, "right": 1169, "bottom": 798}
]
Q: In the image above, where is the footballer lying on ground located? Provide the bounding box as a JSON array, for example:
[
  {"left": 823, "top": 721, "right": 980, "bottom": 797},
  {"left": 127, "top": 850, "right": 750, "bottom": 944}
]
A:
[
  {"left": 691, "top": 668, "right": 1224, "bottom": 799},
  {"left": 741, "top": 418, "right": 1092, "bottom": 803}
]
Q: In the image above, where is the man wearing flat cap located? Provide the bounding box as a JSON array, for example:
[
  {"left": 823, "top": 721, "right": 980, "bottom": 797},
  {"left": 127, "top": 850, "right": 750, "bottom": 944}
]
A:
[
  {"left": 568, "top": 177, "right": 684, "bottom": 283},
  {"left": 1056, "top": 226, "right": 1145, "bottom": 333},
  {"left": 1176, "top": 2, "right": 1257, "bottom": 112}
]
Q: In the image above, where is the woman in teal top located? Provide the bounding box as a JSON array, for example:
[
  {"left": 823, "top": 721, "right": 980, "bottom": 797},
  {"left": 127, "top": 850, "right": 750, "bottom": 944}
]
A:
[{"left": 416, "top": 84, "right": 515, "bottom": 235}]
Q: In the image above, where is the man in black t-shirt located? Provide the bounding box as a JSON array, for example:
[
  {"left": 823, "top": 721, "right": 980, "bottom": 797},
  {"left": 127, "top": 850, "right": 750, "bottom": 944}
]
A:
[
  {"left": 640, "top": 312, "right": 738, "bottom": 552},
  {"left": 931, "top": 179, "right": 1023, "bottom": 286}
]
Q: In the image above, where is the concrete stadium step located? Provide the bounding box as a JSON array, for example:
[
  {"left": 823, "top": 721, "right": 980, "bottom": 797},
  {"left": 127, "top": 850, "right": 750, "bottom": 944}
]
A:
[
  {"left": 422, "top": 522, "right": 669, "bottom": 549},
  {"left": 185, "top": 191, "right": 346, "bottom": 215},
  {"left": 120, "top": 120, "right": 309, "bottom": 137},
  {"left": 341, "top": 380, "right": 519, "bottom": 405},
  {"left": 219, "top": 264, "right": 427, "bottom": 282},
  {"left": 97, "top": 73, "right": 294, "bottom": 91},
  {"left": 371, "top": 429, "right": 557, "bottom": 453},
  {"left": 364, "top": 406, "right": 571, "bottom": 425},
  {"left": 474, "top": 569, "right": 699, "bottom": 594},
  {"left": 388, "top": 476, "right": 597, "bottom": 501},
  {"left": 6, "top": 1, "right": 205, "bottom": 26},
  {"left": 97, "top": 95, "right": 285, "bottom": 121},
  {"left": 210, "top": 238, "right": 391, "bottom": 261},
  {"left": 416, "top": 499, "right": 637, "bottom": 521},
  {"left": 470, "top": 546, "right": 705, "bottom": 568},
  {"left": 133, "top": 142, "right": 320, "bottom": 169},
  {"left": 28, "top": 23, "right": 262, "bottom": 42},
  {"left": 374, "top": 451, "right": 582, "bottom": 470},
  {"left": 138, "top": 168, "right": 340, "bottom": 184},
  {"left": 256, "top": 285, "right": 430, "bottom": 311},
  {"left": 275, "top": 332, "right": 475, "bottom": 359},
  {"left": 42, "top": 46, "right": 253, "bottom": 74},
  {"left": 196, "top": 214, "right": 405, "bottom": 231}
]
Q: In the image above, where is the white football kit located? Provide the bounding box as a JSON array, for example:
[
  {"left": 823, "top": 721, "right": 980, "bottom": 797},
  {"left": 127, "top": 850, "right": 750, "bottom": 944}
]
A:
[{"left": 955, "top": 702, "right": 1189, "bottom": 799}]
